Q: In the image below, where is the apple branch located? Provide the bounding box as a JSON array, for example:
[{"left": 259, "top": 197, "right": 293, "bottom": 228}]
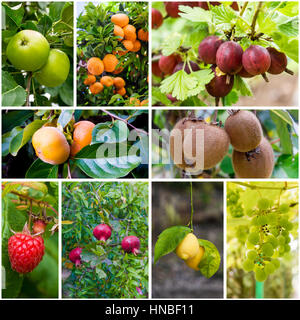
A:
[{"left": 26, "top": 72, "right": 33, "bottom": 106}]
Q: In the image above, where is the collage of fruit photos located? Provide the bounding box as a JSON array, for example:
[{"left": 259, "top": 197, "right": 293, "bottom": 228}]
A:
[{"left": 0, "top": 0, "right": 299, "bottom": 309}]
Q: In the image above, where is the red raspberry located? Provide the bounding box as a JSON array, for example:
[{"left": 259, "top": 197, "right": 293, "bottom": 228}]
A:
[{"left": 8, "top": 233, "right": 45, "bottom": 273}]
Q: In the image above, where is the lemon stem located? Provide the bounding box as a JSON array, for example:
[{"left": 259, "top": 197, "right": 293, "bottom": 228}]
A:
[{"left": 190, "top": 182, "right": 194, "bottom": 232}]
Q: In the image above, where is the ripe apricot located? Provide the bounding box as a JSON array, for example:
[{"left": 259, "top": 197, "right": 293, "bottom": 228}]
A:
[
  {"left": 123, "top": 24, "right": 136, "bottom": 41},
  {"left": 117, "top": 87, "right": 126, "bottom": 96},
  {"left": 87, "top": 57, "right": 104, "bottom": 75},
  {"left": 131, "top": 40, "right": 141, "bottom": 52},
  {"left": 100, "top": 76, "right": 114, "bottom": 87},
  {"left": 89, "top": 82, "right": 103, "bottom": 95},
  {"left": 122, "top": 40, "right": 134, "bottom": 51},
  {"left": 111, "top": 13, "right": 129, "bottom": 27},
  {"left": 113, "top": 77, "right": 125, "bottom": 89},
  {"left": 103, "top": 54, "right": 119, "bottom": 72},
  {"left": 32, "top": 127, "right": 70, "bottom": 165},
  {"left": 113, "top": 25, "right": 124, "bottom": 40},
  {"left": 70, "top": 120, "right": 95, "bottom": 157},
  {"left": 138, "top": 29, "right": 148, "bottom": 41},
  {"left": 83, "top": 74, "right": 96, "bottom": 85}
]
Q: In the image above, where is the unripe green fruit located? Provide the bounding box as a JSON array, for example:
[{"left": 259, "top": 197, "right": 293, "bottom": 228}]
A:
[
  {"left": 257, "top": 198, "right": 270, "bottom": 210},
  {"left": 264, "top": 262, "right": 275, "bottom": 275},
  {"left": 261, "top": 243, "right": 274, "bottom": 257},
  {"left": 278, "top": 203, "right": 289, "bottom": 213},
  {"left": 6, "top": 30, "right": 50, "bottom": 71},
  {"left": 255, "top": 268, "right": 267, "bottom": 282},
  {"left": 247, "top": 250, "right": 258, "bottom": 261},
  {"left": 35, "top": 49, "right": 70, "bottom": 87},
  {"left": 242, "top": 259, "right": 254, "bottom": 272},
  {"left": 248, "top": 232, "right": 259, "bottom": 245}
]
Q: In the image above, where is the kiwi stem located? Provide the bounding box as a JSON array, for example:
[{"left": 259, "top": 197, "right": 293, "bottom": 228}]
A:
[
  {"left": 285, "top": 68, "right": 294, "bottom": 75},
  {"left": 190, "top": 182, "right": 194, "bottom": 232},
  {"left": 261, "top": 73, "right": 269, "bottom": 82}
]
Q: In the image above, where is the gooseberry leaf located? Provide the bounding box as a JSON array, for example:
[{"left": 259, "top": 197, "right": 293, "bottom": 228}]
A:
[
  {"left": 161, "top": 34, "right": 182, "bottom": 56},
  {"left": 154, "top": 226, "right": 191, "bottom": 264},
  {"left": 179, "top": 5, "right": 212, "bottom": 23},
  {"left": 198, "top": 239, "right": 221, "bottom": 278},
  {"left": 160, "top": 70, "right": 198, "bottom": 101}
]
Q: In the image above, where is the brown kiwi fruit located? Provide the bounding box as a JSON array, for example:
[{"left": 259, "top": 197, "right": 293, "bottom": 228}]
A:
[
  {"left": 225, "top": 110, "right": 263, "bottom": 152},
  {"left": 170, "top": 117, "right": 230, "bottom": 172},
  {"left": 232, "top": 137, "right": 274, "bottom": 178}
]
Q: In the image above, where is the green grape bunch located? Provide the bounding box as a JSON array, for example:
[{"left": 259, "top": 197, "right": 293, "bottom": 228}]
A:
[
  {"left": 227, "top": 189, "right": 244, "bottom": 218},
  {"left": 241, "top": 198, "right": 294, "bottom": 282}
]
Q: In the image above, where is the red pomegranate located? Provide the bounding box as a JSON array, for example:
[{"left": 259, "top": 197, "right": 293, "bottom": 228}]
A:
[
  {"left": 69, "top": 247, "right": 82, "bottom": 267},
  {"left": 121, "top": 236, "right": 140, "bottom": 255},
  {"left": 93, "top": 224, "right": 112, "bottom": 241}
]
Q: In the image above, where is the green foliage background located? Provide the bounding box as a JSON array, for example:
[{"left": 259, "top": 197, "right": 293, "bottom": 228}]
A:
[
  {"left": 77, "top": 2, "right": 148, "bottom": 106},
  {"left": 2, "top": 182, "right": 59, "bottom": 298},
  {"left": 62, "top": 182, "right": 149, "bottom": 299},
  {"left": 2, "top": 2, "right": 74, "bottom": 107}
]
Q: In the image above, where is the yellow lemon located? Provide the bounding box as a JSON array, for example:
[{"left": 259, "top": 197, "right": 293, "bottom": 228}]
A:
[
  {"left": 175, "top": 233, "right": 199, "bottom": 260},
  {"left": 185, "top": 245, "right": 205, "bottom": 270}
]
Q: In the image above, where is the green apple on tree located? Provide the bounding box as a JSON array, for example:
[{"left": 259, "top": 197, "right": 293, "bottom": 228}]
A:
[
  {"left": 35, "top": 49, "right": 70, "bottom": 87},
  {"left": 6, "top": 29, "right": 50, "bottom": 71}
]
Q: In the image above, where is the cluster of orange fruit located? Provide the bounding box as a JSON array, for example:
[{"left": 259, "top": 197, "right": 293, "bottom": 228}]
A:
[
  {"left": 82, "top": 12, "right": 148, "bottom": 105},
  {"left": 112, "top": 13, "right": 148, "bottom": 54}
]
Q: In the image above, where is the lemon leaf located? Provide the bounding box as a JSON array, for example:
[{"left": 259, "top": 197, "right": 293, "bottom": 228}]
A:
[{"left": 154, "top": 226, "right": 191, "bottom": 264}]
